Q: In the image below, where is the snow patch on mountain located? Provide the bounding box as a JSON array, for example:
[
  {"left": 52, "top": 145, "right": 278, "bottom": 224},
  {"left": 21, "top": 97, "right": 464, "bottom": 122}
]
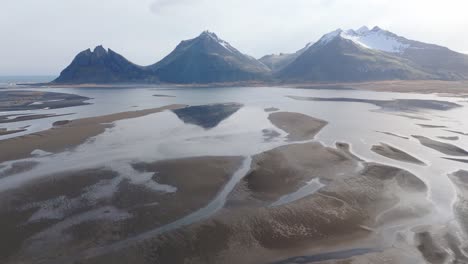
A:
[
  {"left": 201, "top": 30, "right": 238, "bottom": 53},
  {"left": 318, "top": 29, "right": 343, "bottom": 45},
  {"left": 341, "top": 27, "right": 410, "bottom": 53},
  {"left": 317, "top": 26, "right": 411, "bottom": 54}
]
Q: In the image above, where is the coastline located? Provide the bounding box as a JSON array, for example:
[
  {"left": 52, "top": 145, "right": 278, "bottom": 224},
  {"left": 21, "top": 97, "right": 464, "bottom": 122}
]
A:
[{"left": 19, "top": 80, "right": 468, "bottom": 96}]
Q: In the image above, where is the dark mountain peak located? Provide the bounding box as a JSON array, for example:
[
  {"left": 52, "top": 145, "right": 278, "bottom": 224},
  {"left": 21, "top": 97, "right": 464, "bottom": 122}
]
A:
[
  {"left": 149, "top": 32, "right": 269, "bottom": 83},
  {"left": 93, "top": 45, "right": 107, "bottom": 54},
  {"left": 53, "top": 46, "right": 151, "bottom": 84},
  {"left": 371, "top": 26, "right": 382, "bottom": 32},
  {"left": 356, "top": 26, "right": 370, "bottom": 34},
  {"left": 199, "top": 30, "right": 219, "bottom": 39}
]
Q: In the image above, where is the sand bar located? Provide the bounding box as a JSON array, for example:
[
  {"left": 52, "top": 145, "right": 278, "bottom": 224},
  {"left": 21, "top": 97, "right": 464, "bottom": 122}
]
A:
[
  {"left": 268, "top": 112, "right": 327, "bottom": 141},
  {"left": 0, "top": 104, "right": 185, "bottom": 163}
]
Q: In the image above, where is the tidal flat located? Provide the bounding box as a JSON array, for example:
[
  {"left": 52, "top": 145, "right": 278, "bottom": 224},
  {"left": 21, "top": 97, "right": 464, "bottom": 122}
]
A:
[{"left": 1, "top": 84, "right": 468, "bottom": 263}]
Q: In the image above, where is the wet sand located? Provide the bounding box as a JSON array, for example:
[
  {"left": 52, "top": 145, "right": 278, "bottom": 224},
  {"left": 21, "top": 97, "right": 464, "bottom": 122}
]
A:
[
  {"left": 264, "top": 107, "right": 279, "bottom": 112},
  {"left": 287, "top": 96, "right": 461, "bottom": 112},
  {"left": 0, "top": 113, "right": 73, "bottom": 124},
  {"left": 448, "top": 170, "right": 468, "bottom": 235},
  {"left": 268, "top": 112, "right": 327, "bottom": 141},
  {"left": 1, "top": 156, "right": 243, "bottom": 263},
  {"left": 443, "top": 157, "right": 468, "bottom": 164},
  {"left": 289, "top": 80, "right": 468, "bottom": 95},
  {"left": 371, "top": 143, "right": 425, "bottom": 165},
  {"left": 0, "top": 104, "right": 185, "bottom": 163},
  {"left": 0, "top": 107, "right": 448, "bottom": 264},
  {"left": 417, "top": 124, "right": 447, "bottom": 128},
  {"left": 153, "top": 94, "right": 176, "bottom": 97},
  {"left": 438, "top": 136, "right": 459, "bottom": 141},
  {"left": 0, "top": 128, "right": 27, "bottom": 136},
  {"left": 376, "top": 131, "right": 409, "bottom": 140},
  {"left": 77, "top": 140, "right": 430, "bottom": 264},
  {"left": 0, "top": 90, "right": 90, "bottom": 111},
  {"left": 445, "top": 130, "right": 468, "bottom": 136},
  {"left": 412, "top": 135, "right": 468, "bottom": 156}
]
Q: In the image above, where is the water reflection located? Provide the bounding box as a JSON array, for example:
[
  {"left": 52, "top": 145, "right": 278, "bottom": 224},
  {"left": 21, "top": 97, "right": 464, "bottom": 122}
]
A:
[{"left": 172, "top": 103, "right": 243, "bottom": 129}]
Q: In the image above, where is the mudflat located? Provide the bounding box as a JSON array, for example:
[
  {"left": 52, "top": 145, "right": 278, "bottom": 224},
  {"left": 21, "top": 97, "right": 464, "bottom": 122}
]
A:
[
  {"left": 268, "top": 112, "right": 328, "bottom": 141},
  {"left": 371, "top": 142, "right": 425, "bottom": 165},
  {"left": 0, "top": 104, "right": 185, "bottom": 163},
  {"left": 412, "top": 135, "right": 468, "bottom": 156},
  {"left": 78, "top": 141, "right": 430, "bottom": 264},
  {"left": 1, "top": 156, "right": 243, "bottom": 263}
]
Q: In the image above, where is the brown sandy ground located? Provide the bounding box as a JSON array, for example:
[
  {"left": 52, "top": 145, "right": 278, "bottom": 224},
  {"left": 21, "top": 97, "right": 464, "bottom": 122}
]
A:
[
  {"left": 1, "top": 156, "right": 243, "bottom": 264},
  {"left": 0, "top": 104, "right": 185, "bottom": 163},
  {"left": 371, "top": 143, "right": 425, "bottom": 165},
  {"left": 0, "top": 128, "right": 27, "bottom": 136},
  {"left": 78, "top": 141, "right": 431, "bottom": 264},
  {"left": 412, "top": 135, "right": 468, "bottom": 156},
  {"left": 268, "top": 111, "right": 328, "bottom": 141},
  {"left": 0, "top": 161, "right": 39, "bottom": 179}
]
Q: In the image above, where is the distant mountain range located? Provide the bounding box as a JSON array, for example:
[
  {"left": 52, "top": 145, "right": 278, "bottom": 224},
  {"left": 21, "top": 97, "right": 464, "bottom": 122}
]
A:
[{"left": 53, "top": 27, "right": 468, "bottom": 84}]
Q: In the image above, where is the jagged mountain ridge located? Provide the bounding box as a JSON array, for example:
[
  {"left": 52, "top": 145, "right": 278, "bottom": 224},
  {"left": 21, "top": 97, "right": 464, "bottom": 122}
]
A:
[
  {"left": 53, "top": 27, "right": 468, "bottom": 84},
  {"left": 53, "top": 46, "right": 152, "bottom": 84}
]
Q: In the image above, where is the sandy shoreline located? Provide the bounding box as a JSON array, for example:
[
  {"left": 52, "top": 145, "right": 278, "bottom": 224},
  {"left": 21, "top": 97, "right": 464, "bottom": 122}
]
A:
[
  {"left": 28, "top": 80, "right": 468, "bottom": 95},
  {"left": 0, "top": 104, "right": 185, "bottom": 163}
]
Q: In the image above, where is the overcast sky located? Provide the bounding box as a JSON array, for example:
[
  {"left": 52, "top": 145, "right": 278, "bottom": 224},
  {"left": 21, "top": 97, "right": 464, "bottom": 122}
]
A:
[{"left": 1, "top": 0, "right": 467, "bottom": 75}]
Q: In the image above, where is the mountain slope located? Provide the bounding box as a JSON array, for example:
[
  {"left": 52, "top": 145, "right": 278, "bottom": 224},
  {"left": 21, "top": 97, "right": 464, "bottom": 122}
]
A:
[
  {"left": 259, "top": 43, "right": 313, "bottom": 72},
  {"left": 53, "top": 46, "right": 151, "bottom": 84},
  {"left": 330, "top": 26, "right": 468, "bottom": 80},
  {"left": 278, "top": 31, "right": 433, "bottom": 82},
  {"left": 149, "top": 31, "right": 270, "bottom": 83}
]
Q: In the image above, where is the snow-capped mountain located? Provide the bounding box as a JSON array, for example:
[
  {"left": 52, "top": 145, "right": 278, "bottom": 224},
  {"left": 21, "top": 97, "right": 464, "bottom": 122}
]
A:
[
  {"left": 278, "top": 32, "right": 432, "bottom": 82},
  {"left": 54, "top": 27, "right": 468, "bottom": 84},
  {"left": 277, "top": 26, "right": 468, "bottom": 81},
  {"left": 150, "top": 31, "right": 270, "bottom": 83},
  {"left": 317, "top": 26, "right": 410, "bottom": 54}
]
